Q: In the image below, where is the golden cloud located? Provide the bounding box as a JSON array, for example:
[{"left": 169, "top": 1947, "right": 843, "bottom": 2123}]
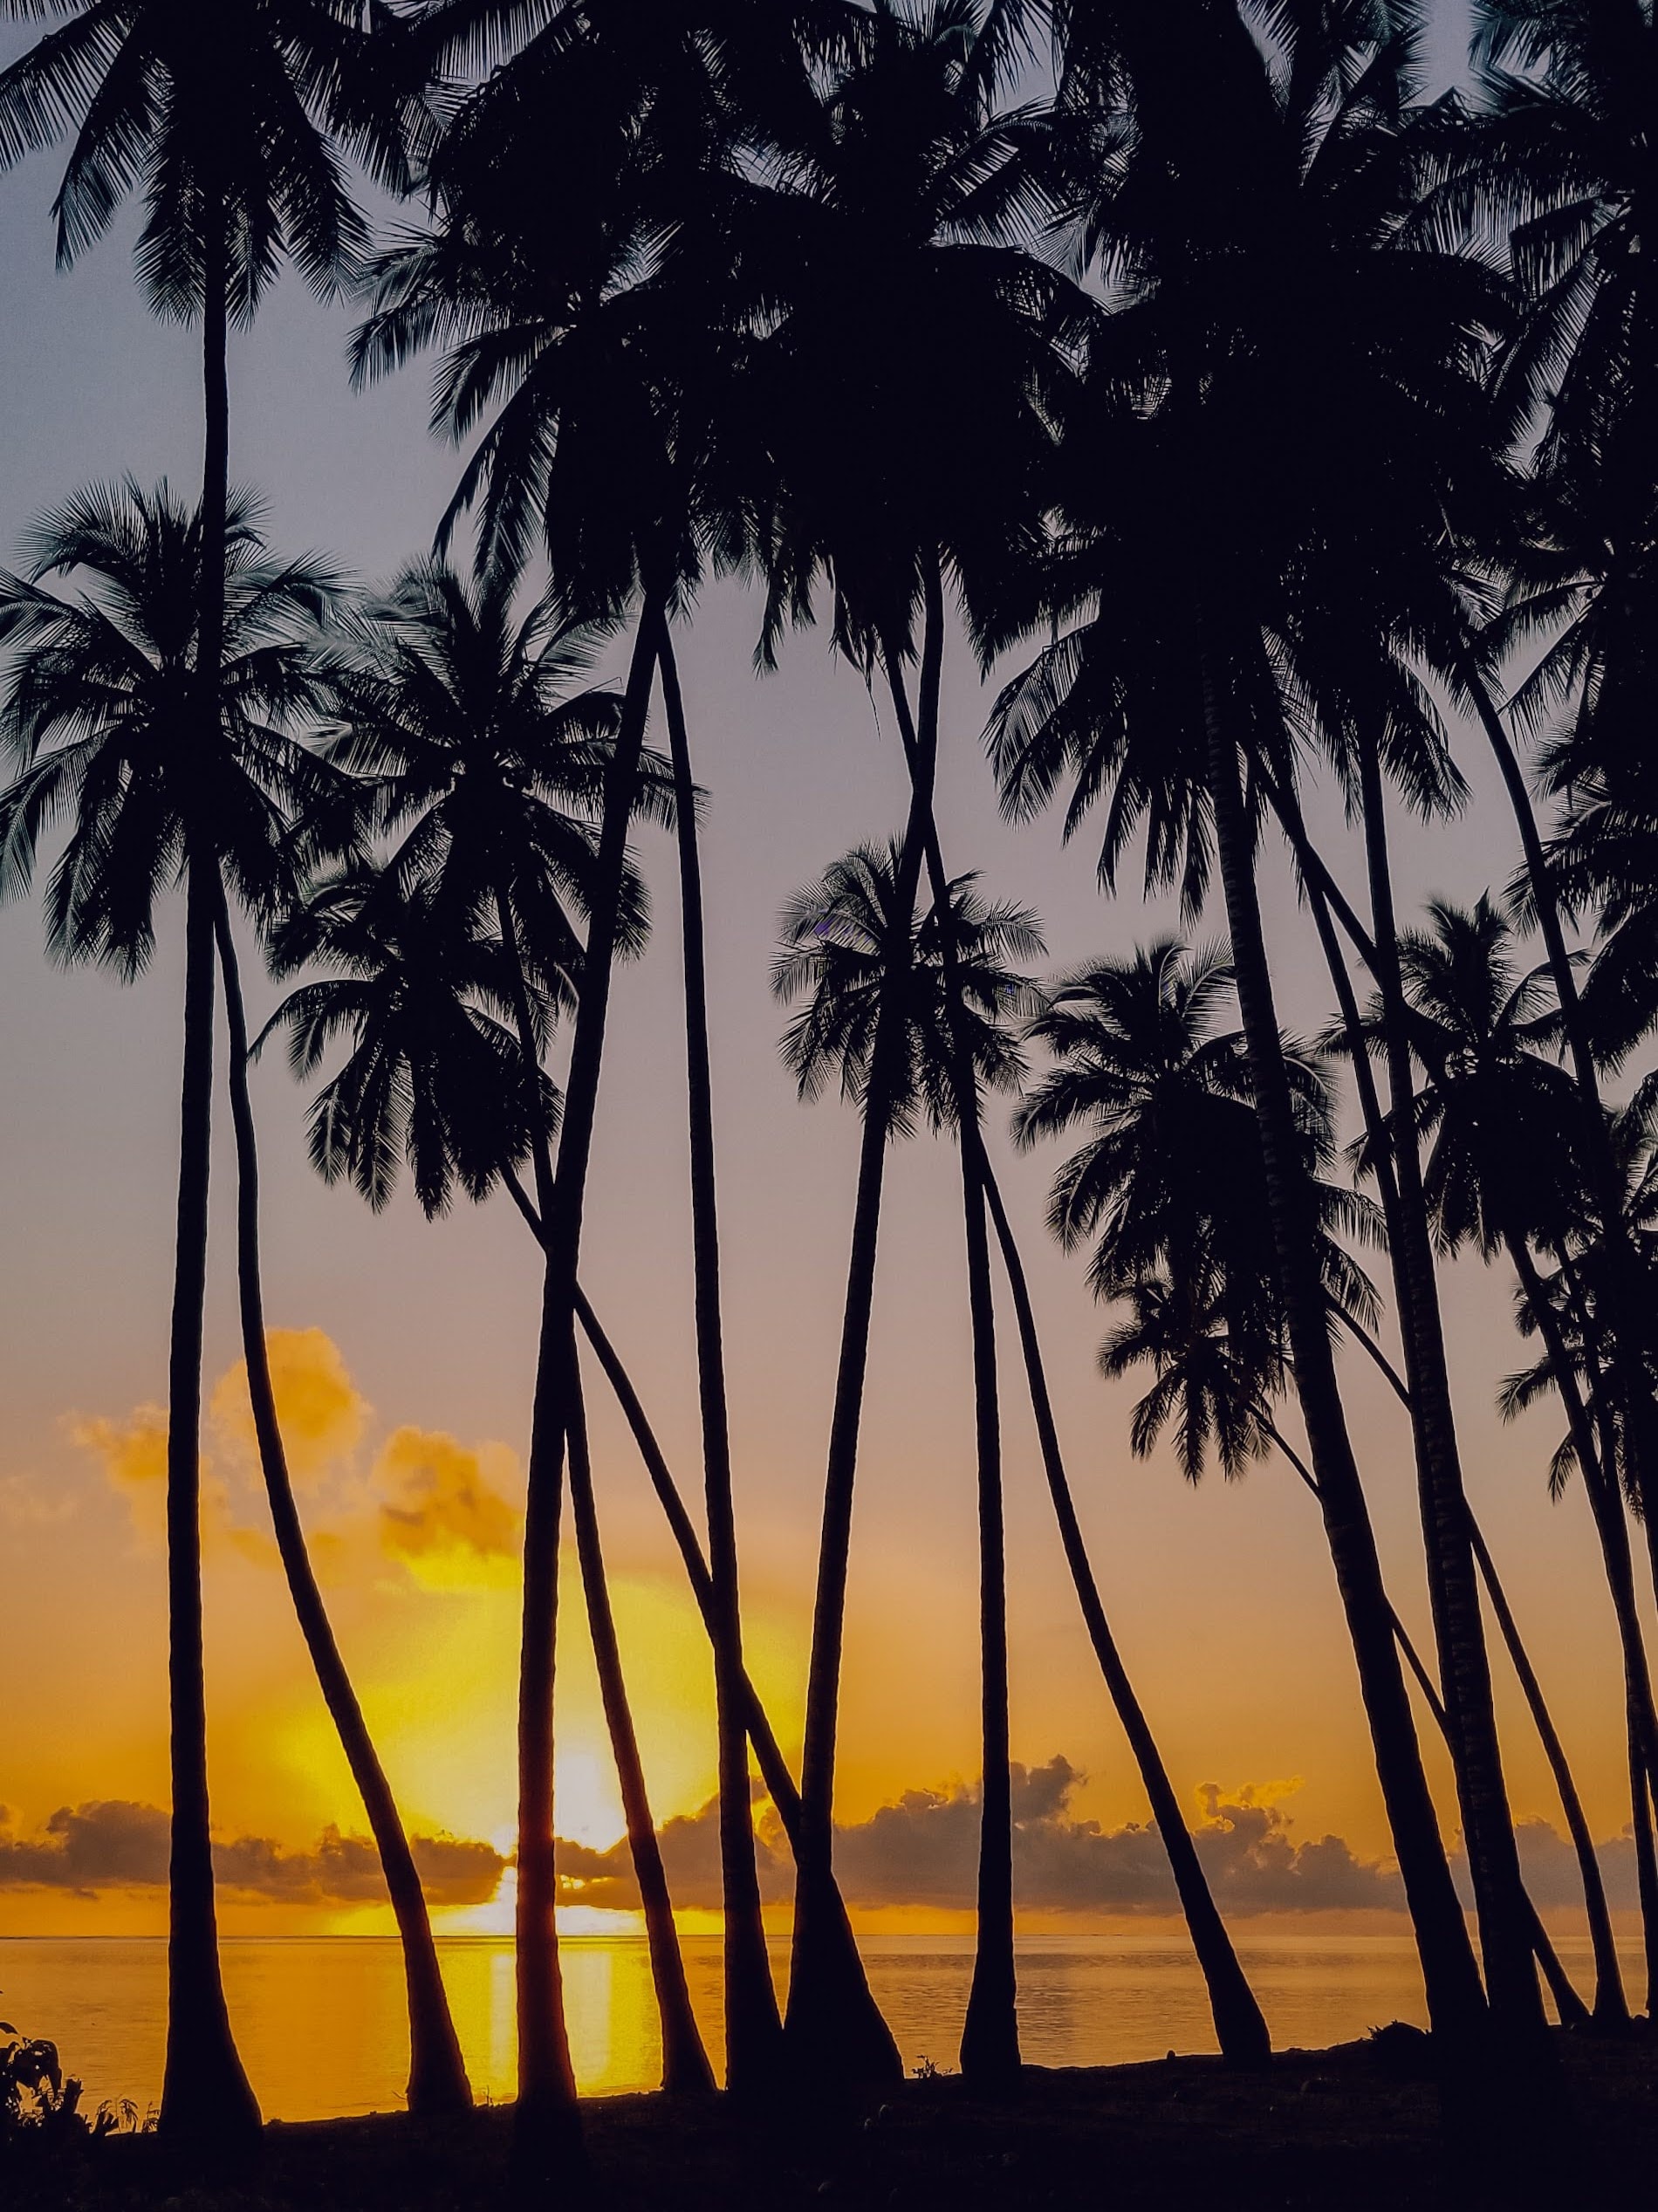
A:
[
  {"left": 72, "top": 1406, "right": 273, "bottom": 1566},
  {"left": 373, "top": 1427, "right": 522, "bottom": 1590},
  {"left": 209, "top": 1328, "right": 370, "bottom": 1491}
]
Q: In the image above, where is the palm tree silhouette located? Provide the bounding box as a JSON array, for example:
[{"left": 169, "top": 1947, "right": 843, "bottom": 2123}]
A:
[
  {"left": 737, "top": 0, "right": 1075, "bottom": 2088},
  {"left": 301, "top": 565, "right": 724, "bottom": 2117},
  {"left": 0, "top": 480, "right": 340, "bottom": 2147},
  {"left": 773, "top": 833, "right": 1041, "bottom": 2084},
  {"left": 350, "top": 2, "right": 805, "bottom": 2104},
  {"left": 779, "top": 878, "right": 1271, "bottom": 2064},
  {"left": 0, "top": 6, "right": 421, "bottom": 2147},
  {"left": 983, "top": 0, "right": 1534, "bottom": 2071},
  {"left": 1357, "top": 894, "right": 1658, "bottom": 2017},
  {"left": 264, "top": 857, "right": 715, "bottom": 2099}
]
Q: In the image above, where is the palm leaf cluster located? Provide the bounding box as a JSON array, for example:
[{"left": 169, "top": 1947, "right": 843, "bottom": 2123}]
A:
[{"left": 8, "top": 0, "right": 1658, "bottom": 2174}]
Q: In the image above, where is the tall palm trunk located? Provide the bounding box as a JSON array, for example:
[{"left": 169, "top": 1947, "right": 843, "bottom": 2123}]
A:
[
  {"left": 1510, "top": 1236, "right": 1658, "bottom": 2010},
  {"left": 1290, "top": 774, "right": 1649, "bottom": 2017},
  {"left": 1461, "top": 661, "right": 1658, "bottom": 1588},
  {"left": 1337, "top": 1305, "right": 1625, "bottom": 2027},
  {"left": 499, "top": 1183, "right": 815, "bottom": 1848},
  {"left": 215, "top": 899, "right": 474, "bottom": 2113},
  {"left": 1352, "top": 721, "right": 1546, "bottom": 2039},
  {"left": 1198, "top": 647, "right": 1487, "bottom": 2045},
  {"left": 980, "top": 1166, "right": 1271, "bottom": 2065},
  {"left": 779, "top": 681, "right": 931, "bottom": 2085},
  {"left": 157, "top": 189, "right": 260, "bottom": 2152},
  {"left": 1263, "top": 1421, "right": 1591, "bottom": 2031},
  {"left": 565, "top": 1359, "right": 715, "bottom": 2095},
  {"left": 877, "top": 559, "right": 1018, "bottom": 2087},
  {"left": 655, "top": 631, "right": 784, "bottom": 2092},
  {"left": 514, "top": 592, "right": 663, "bottom": 2174}
]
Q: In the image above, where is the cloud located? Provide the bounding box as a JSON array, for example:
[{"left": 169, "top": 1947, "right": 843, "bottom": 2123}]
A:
[
  {"left": 209, "top": 1329, "right": 370, "bottom": 1490},
  {"left": 0, "top": 1803, "right": 505, "bottom": 1907},
  {"left": 373, "top": 1427, "right": 522, "bottom": 1588},
  {"left": 555, "top": 1761, "right": 1404, "bottom": 1915},
  {"left": 70, "top": 1407, "right": 273, "bottom": 1566},
  {"left": 0, "top": 1472, "right": 76, "bottom": 1528}
]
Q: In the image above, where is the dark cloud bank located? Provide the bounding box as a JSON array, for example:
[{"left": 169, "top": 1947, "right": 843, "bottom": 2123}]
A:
[{"left": 2, "top": 1761, "right": 1635, "bottom": 1916}]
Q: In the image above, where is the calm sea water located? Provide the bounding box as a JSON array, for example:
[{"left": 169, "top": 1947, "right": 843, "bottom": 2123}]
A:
[{"left": 0, "top": 1932, "right": 1632, "bottom": 2122}]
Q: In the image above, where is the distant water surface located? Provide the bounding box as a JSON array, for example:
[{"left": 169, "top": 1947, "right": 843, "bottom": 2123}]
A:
[{"left": 0, "top": 1932, "right": 1628, "bottom": 2122}]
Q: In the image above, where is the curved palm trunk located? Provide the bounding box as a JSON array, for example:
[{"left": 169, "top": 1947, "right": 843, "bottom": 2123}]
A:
[
  {"left": 215, "top": 899, "right": 473, "bottom": 2113},
  {"left": 157, "top": 186, "right": 259, "bottom": 2151},
  {"left": 980, "top": 1166, "right": 1271, "bottom": 2065},
  {"left": 1336, "top": 1307, "right": 1625, "bottom": 2028},
  {"left": 874, "top": 563, "right": 1017, "bottom": 2087},
  {"left": 777, "top": 664, "right": 932, "bottom": 2086},
  {"left": 953, "top": 1129, "right": 1017, "bottom": 2087},
  {"left": 1199, "top": 647, "right": 1487, "bottom": 2046},
  {"left": 157, "top": 854, "right": 262, "bottom": 2153},
  {"left": 655, "top": 631, "right": 784, "bottom": 2093},
  {"left": 565, "top": 1359, "right": 715, "bottom": 2095},
  {"left": 1509, "top": 1237, "right": 1658, "bottom": 2010},
  {"left": 1461, "top": 662, "right": 1658, "bottom": 1589},
  {"left": 1353, "top": 719, "right": 1544, "bottom": 2037},
  {"left": 513, "top": 593, "right": 663, "bottom": 2176},
  {"left": 499, "top": 1178, "right": 815, "bottom": 1846},
  {"left": 1264, "top": 1423, "right": 1590, "bottom": 2031}
]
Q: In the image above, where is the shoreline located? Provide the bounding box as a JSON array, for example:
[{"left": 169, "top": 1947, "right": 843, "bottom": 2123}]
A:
[{"left": 14, "top": 2028, "right": 1658, "bottom": 2209}]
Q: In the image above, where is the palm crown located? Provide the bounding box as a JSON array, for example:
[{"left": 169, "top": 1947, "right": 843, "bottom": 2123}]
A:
[
  {"left": 0, "top": 0, "right": 421, "bottom": 318},
  {"left": 771, "top": 837, "right": 1045, "bottom": 1138},
  {"left": 0, "top": 477, "right": 338, "bottom": 966},
  {"left": 319, "top": 560, "right": 669, "bottom": 1000}
]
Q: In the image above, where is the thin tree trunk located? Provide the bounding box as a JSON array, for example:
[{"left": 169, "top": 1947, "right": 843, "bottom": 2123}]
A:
[
  {"left": 655, "top": 629, "right": 784, "bottom": 2093},
  {"left": 1510, "top": 1238, "right": 1658, "bottom": 2010},
  {"left": 1336, "top": 1304, "right": 1626, "bottom": 2026},
  {"left": 565, "top": 1357, "right": 715, "bottom": 2095},
  {"left": 1200, "top": 647, "right": 1487, "bottom": 2044},
  {"left": 499, "top": 1178, "right": 807, "bottom": 1841},
  {"left": 514, "top": 592, "right": 663, "bottom": 2176},
  {"left": 774, "top": 674, "right": 929, "bottom": 2087},
  {"left": 1353, "top": 718, "right": 1543, "bottom": 2038},
  {"left": 1460, "top": 660, "right": 1658, "bottom": 1585},
  {"left": 216, "top": 899, "right": 473, "bottom": 2112},
  {"left": 1264, "top": 1422, "right": 1589, "bottom": 2031},
  {"left": 157, "top": 192, "right": 260, "bottom": 2152},
  {"left": 874, "top": 559, "right": 1018, "bottom": 2087},
  {"left": 980, "top": 1165, "right": 1271, "bottom": 2065}
]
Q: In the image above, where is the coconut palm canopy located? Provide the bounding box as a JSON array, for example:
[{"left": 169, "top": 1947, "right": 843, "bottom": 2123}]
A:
[{"left": 9, "top": 0, "right": 1658, "bottom": 2195}]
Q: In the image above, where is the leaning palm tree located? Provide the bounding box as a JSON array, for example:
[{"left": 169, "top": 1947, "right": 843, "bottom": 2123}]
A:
[
  {"left": 737, "top": 0, "right": 1074, "bottom": 2088},
  {"left": 0, "top": 5, "right": 422, "bottom": 2149},
  {"left": 214, "top": 895, "right": 474, "bottom": 2113},
  {"left": 772, "top": 839, "right": 1043, "bottom": 2082},
  {"left": 0, "top": 480, "right": 340, "bottom": 2148},
  {"left": 985, "top": 0, "right": 1527, "bottom": 2073},
  {"left": 778, "top": 869, "right": 1272, "bottom": 2065},
  {"left": 262, "top": 858, "right": 715, "bottom": 2098},
  {"left": 1365, "top": 894, "right": 1658, "bottom": 2015}
]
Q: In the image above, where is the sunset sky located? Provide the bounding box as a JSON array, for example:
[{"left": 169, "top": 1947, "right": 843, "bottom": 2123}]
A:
[{"left": 0, "top": 0, "right": 1644, "bottom": 1948}]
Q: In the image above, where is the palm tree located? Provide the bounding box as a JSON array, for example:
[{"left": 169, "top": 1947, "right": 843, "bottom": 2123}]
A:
[
  {"left": 262, "top": 857, "right": 716, "bottom": 2099},
  {"left": 0, "top": 8, "right": 421, "bottom": 2147},
  {"left": 0, "top": 480, "right": 341, "bottom": 2148},
  {"left": 214, "top": 896, "right": 476, "bottom": 2114},
  {"left": 1364, "top": 894, "right": 1658, "bottom": 2014},
  {"left": 784, "top": 903, "right": 1274, "bottom": 2062},
  {"left": 774, "top": 839, "right": 1045, "bottom": 2085},
  {"left": 295, "top": 568, "right": 716, "bottom": 2126},
  {"left": 349, "top": 1, "right": 805, "bottom": 2099},
  {"left": 983, "top": 0, "right": 1525, "bottom": 2066},
  {"left": 736, "top": 0, "right": 1073, "bottom": 2088}
]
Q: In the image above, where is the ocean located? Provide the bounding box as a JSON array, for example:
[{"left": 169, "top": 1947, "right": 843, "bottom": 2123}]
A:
[{"left": 0, "top": 1929, "right": 1629, "bottom": 2122}]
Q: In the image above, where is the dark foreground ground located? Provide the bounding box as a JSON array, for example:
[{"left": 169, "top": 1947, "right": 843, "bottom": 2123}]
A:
[{"left": 9, "top": 2027, "right": 1657, "bottom": 2210}]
